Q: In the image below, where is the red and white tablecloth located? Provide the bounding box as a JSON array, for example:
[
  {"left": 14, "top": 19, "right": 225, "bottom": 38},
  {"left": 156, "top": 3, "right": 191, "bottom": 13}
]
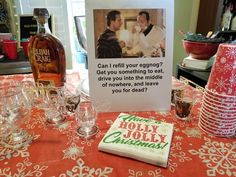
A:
[{"left": 0, "top": 73, "right": 235, "bottom": 177}]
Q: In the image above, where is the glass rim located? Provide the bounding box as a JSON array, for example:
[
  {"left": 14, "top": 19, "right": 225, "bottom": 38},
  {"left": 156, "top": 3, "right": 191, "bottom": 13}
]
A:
[{"left": 205, "top": 86, "right": 236, "bottom": 98}]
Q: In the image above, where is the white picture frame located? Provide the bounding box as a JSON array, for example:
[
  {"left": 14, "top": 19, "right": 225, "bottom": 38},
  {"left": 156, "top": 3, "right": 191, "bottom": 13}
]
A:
[{"left": 86, "top": 0, "right": 174, "bottom": 112}]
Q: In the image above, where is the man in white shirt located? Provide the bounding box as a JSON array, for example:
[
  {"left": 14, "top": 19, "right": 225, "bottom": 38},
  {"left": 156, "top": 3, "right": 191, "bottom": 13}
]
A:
[{"left": 129, "top": 11, "right": 165, "bottom": 57}]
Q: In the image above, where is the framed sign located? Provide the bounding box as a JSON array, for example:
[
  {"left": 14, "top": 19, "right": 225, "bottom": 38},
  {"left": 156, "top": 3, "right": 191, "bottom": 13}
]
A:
[
  {"left": 19, "top": 15, "right": 54, "bottom": 40},
  {"left": 86, "top": 0, "right": 174, "bottom": 112}
]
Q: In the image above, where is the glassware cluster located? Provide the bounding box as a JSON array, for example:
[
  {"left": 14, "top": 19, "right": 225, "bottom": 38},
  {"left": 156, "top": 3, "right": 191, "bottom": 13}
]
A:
[
  {"left": 0, "top": 80, "right": 33, "bottom": 149},
  {"left": 0, "top": 79, "right": 99, "bottom": 150}
]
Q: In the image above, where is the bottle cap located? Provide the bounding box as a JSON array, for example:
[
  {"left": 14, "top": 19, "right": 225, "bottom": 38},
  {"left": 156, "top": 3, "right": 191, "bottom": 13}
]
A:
[{"left": 33, "top": 8, "right": 49, "bottom": 18}]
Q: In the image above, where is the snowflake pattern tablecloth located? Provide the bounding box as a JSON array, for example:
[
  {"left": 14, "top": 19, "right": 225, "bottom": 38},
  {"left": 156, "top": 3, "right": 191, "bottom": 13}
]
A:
[{"left": 0, "top": 73, "right": 235, "bottom": 177}]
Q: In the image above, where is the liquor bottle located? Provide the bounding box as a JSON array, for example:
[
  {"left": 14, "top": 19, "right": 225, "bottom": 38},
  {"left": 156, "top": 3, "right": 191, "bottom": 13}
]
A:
[{"left": 28, "top": 8, "right": 66, "bottom": 87}]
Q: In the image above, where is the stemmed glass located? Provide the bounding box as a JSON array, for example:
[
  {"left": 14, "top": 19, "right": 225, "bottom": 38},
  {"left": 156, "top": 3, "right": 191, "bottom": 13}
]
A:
[
  {"left": 44, "top": 87, "right": 67, "bottom": 125},
  {"left": 0, "top": 80, "right": 15, "bottom": 138},
  {"left": 21, "top": 80, "right": 47, "bottom": 108},
  {"left": 75, "top": 101, "right": 98, "bottom": 138},
  {"left": 0, "top": 82, "right": 33, "bottom": 149},
  {"left": 63, "top": 83, "right": 80, "bottom": 116},
  {"left": 41, "top": 84, "right": 80, "bottom": 125}
]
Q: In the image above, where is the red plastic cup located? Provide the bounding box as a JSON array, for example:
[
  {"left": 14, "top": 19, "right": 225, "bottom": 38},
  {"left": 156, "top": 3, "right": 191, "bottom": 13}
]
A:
[
  {"left": 207, "top": 43, "right": 236, "bottom": 95},
  {"left": 3, "top": 40, "right": 17, "bottom": 60},
  {"left": 21, "top": 41, "right": 29, "bottom": 58}
]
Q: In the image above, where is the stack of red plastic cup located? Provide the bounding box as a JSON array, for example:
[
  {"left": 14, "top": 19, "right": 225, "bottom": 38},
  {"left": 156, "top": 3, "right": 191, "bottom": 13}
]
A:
[{"left": 199, "top": 43, "right": 236, "bottom": 137}]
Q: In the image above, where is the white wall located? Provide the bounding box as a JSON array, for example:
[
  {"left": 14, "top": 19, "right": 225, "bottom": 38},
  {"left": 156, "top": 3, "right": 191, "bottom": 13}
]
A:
[{"left": 15, "top": 0, "right": 74, "bottom": 69}]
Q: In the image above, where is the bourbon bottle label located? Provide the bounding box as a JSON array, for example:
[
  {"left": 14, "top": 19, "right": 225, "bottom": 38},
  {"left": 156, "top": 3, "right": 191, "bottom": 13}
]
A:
[
  {"left": 29, "top": 33, "right": 66, "bottom": 87},
  {"left": 29, "top": 8, "right": 66, "bottom": 87},
  {"left": 34, "top": 48, "right": 51, "bottom": 63}
]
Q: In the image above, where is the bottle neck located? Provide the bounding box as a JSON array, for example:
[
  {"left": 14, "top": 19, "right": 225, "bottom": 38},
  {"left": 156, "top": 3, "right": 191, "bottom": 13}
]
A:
[{"left": 36, "top": 17, "right": 51, "bottom": 34}]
